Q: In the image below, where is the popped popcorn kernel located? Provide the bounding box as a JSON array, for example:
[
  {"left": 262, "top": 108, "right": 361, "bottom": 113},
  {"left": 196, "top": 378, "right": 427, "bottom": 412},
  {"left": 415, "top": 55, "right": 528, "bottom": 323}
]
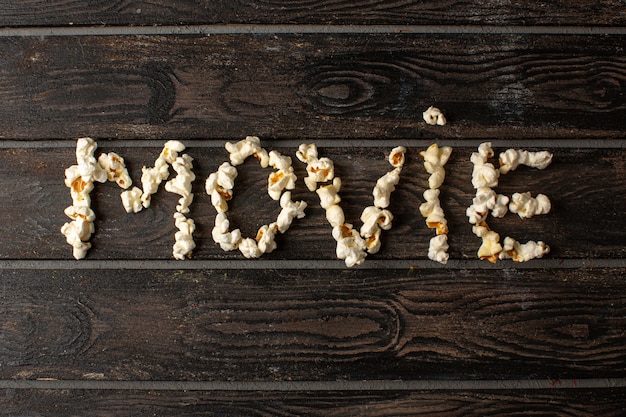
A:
[
  {"left": 373, "top": 167, "right": 401, "bottom": 209},
  {"left": 499, "top": 148, "right": 553, "bottom": 174},
  {"left": 172, "top": 212, "right": 196, "bottom": 260},
  {"left": 225, "top": 136, "right": 263, "bottom": 166},
  {"left": 98, "top": 152, "right": 132, "bottom": 189},
  {"left": 423, "top": 106, "right": 447, "bottom": 126},
  {"left": 165, "top": 154, "right": 196, "bottom": 214},
  {"left": 500, "top": 237, "right": 550, "bottom": 262},
  {"left": 509, "top": 192, "right": 551, "bottom": 219},
  {"left": 428, "top": 234, "right": 449, "bottom": 264},
  {"left": 389, "top": 146, "right": 407, "bottom": 168},
  {"left": 239, "top": 237, "right": 262, "bottom": 259},
  {"left": 212, "top": 212, "right": 242, "bottom": 251},
  {"left": 121, "top": 186, "right": 143, "bottom": 213}
]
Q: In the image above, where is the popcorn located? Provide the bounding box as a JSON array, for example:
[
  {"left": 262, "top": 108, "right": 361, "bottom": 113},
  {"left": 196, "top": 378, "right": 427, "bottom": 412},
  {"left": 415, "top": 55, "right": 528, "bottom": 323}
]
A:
[
  {"left": 509, "top": 192, "right": 551, "bottom": 219},
  {"left": 276, "top": 191, "right": 308, "bottom": 233},
  {"left": 389, "top": 146, "right": 407, "bottom": 168},
  {"left": 138, "top": 140, "right": 186, "bottom": 209},
  {"left": 419, "top": 189, "right": 448, "bottom": 235},
  {"left": 364, "top": 227, "right": 382, "bottom": 254},
  {"left": 172, "top": 212, "right": 196, "bottom": 260},
  {"left": 209, "top": 138, "right": 306, "bottom": 257},
  {"left": 296, "top": 143, "right": 335, "bottom": 192},
  {"left": 499, "top": 149, "right": 553, "bottom": 174},
  {"left": 325, "top": 204, "right": 345, "bottom": 228},
  {"left": 98, "top": 152, "right": 132, "bottom": 189},
  {"left": 473, "top": 223, "right": 502, "bottom": 263},
  {"left": 468, "top": 142, "right": 553, "bottom": 264},
  {"left": 360, "top": 206, "right": 393, "bottom": 238},
  {"left": 205, "top": 162, "right": 238, "bottom": 213},
  {"left": 225, "top": 136, "right": 269, "bottom": 167},
  {"left": 423, "top": 106, "right": 447, "bottom": 126},
  {"left": 121, "top": 186, "right": 143, "bottom": 213},
  {"left": 420, "top": 144, "right": 452, "bottom": 189},
  {"left": 500, "top": 237, "right": 550, "bottom": 262},
  {"left": 256, "top": 223, "right": 278, "bottom": 254},
  {"left": 61, "top": 137, "right": 107, "bottom": 259},
  {"left": 268, "top": 165, "right": 297, "bottom": 201},
  {"left": 428, "top": 234, "right": 449, "bottom": 264},
  {"left": 373, "top": 167, "right": 401, "bottom": 209},
  {"left": 165, "top": 154, "right": 196, "bottom": 214},
  {"left": 333, "top": 224, "right": 367, "bottom": 267},
  {"left": 316, "top": 177, "right": 342, "bottom": 209},
  {"left": 212, "top": 212, "right": 242, "bottom": 251}
]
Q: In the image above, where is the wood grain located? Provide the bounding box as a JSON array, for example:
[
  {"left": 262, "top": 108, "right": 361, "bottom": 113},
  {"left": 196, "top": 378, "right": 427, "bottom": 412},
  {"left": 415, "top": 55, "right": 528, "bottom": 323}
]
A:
[
  {"left": 0, "top": 267, "right": 624, "bottom": 381},
  {"left": 0, "top": 146, "right": 622, "bottom": 260},
  {"left": 2, "top": 388, "right": 626, "bottom": 416},
  {"left": 0, "top": 1, "right": 625, "bottom": 27},
  {"left": 0, "top": 35, "right": 625, "bottom": 140}
]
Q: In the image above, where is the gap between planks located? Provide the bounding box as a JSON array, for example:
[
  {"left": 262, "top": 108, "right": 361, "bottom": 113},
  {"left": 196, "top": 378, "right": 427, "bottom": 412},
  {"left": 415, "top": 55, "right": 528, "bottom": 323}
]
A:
[
  {"left": 1, "top": 378, "right": 625, "bottom": 391},
  {"left": 1, "top": 139, "right": 625, "bottom": 149},
  {"left": 1, "top": 259, "right": 625, "bottom": 270},
  {"left": 1, "top": 24, "right": 626, "bottom": 37}
]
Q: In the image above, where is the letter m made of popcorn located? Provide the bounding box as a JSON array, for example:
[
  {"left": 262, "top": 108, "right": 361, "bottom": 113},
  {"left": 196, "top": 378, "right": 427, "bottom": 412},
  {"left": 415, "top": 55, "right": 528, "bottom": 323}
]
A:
[{"left": 61, "top": 138, "right": 195, "bottom": 260}]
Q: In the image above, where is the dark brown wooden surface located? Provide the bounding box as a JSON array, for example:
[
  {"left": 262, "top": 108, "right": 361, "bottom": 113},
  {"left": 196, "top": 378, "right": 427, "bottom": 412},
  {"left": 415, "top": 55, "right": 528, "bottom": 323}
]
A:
[
  {"left": 0, "top": 1, "right": 625, "bottom": 27},
  {"left": 0, "top": 268, "right": 624, "bottom": 381},
  {"left": 2, "top": 389, "right": 626, "bottom": 416},
  {"left": 0, "top": 34, "right": 625, "bottom": 140},
  {"left": 0, "top": 2, "right": 625, "bottom": 414}
]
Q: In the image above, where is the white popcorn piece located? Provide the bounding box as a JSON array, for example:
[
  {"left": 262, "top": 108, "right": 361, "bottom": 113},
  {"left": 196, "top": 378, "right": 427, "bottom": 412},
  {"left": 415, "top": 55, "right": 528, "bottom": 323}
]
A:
[
  {"left": 296, "top": 143, "right": 319, "bottom": 163},
  {"left": 268, "top": 166, "right": 297, "bottom": 201},
  {"left": 499, "top": 148, "right": 553, "bottom": 174},
  {"left": 373, "top": 167, "right": 401, "bottom": 209},
  {"left": 205, "top": 162, "right": 238, "bottom": 213},
  {"left": 256, "top": 223, "right": 278, "bottom": 254},
  {"left": 420, "top": 144, "right": 452, "bottom": 189},
  {"left": 471, "top": 160, "right": 499, "bottom": 189},
  {"left": 172, "top": 212, "right": 196, "bottom": 260},
  {"left": 121, "top": 186, "right": 143, "bottom": 213},
  {"left": 472, "top": 223, "right": 502, "bottom": 263},
  {"left": 325, "top": 204, "right": 345, "bottom": 228},
  {"left": 276, "top": 192, "right": 308, "bottom": 233},
  {"left": 161, "top": 140, "right": 186, "bottom": 165},
  {"left": 428, "top": 234, "right": 449, "bottom": 264},
  {"left": 61, "top": 137, "right": 105, "bottom": 260},
  {"left": 333, "top": 224, "right": 367, "bottom": 268},
  {"left": 165, "top": 154, "right": 196, "bottom": 214},
  {"left": 316, "top": 177, "right": 342, "bottom": 209},
  {"left": 389, "top": 146, "right": 407, "bottom": 168},
  {"left": 423, "top": 106, "right": 447, "bottom": 126},
  {"left": 360, "top": 206, "right": 393, "bottom": 237},
  {"left": 500, "top": 237, "right": 550, "bottom": 262},
  {"left": 419, "top": 188, "right": 448, "bottom": 235},
  {"left": 491, "top": 193, "right": 510, "bottom": 218},
  {"left": 212, "top": 212, "right": 242, "bottom": 251},
  {"left": 225, "top": 136, "right": 268, "bottom": 167},
  {"left": 509, "top": 192, "right": 551, "bottom": 219},
  {"left": 98, "top": 152, "right": 132, "bottom": 189},
  {"left": 239, "top": 237, "right": 262, "bottom": 259}
]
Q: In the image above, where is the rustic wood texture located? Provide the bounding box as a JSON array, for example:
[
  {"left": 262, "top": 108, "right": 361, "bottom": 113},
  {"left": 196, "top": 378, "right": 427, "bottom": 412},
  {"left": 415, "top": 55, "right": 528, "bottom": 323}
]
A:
[
  {"left": 3, "top": 389, "right": 626, "bottom": 416},
  {"left": 0, "top": 268, "right": 624, "bottom": 381},
  {"left": 0, "top": 1, "right": 625, "bottom": 27},
  {"left": 0, "top": 34, "right": 625, "bottom": 140},
  {"left": 0, "top": 146, "right": 622, "bottom": 260}
]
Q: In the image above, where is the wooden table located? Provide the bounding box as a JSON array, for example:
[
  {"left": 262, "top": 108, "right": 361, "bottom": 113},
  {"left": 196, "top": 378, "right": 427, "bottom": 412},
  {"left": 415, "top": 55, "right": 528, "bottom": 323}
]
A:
[{"left": 1, "top": 2, "right": 625, "bottom": 414}]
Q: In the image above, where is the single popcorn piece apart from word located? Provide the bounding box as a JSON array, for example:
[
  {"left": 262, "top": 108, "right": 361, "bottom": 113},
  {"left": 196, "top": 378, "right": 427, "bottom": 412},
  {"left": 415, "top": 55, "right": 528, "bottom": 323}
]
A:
[
  {"left": 499, "top": 148, "right": 553, "bottom": 174},
  {"left": 423, "top": 106, "right": 447, "bottom": 126},
  {"left": 467, "top": 142, "right": 553, "bottom": 263},
  {"left": 419, "top": 143, "right": 452, "bottom": 264},
  {"left": 208, "top": 137, "right": 307, "bottom": 259}
]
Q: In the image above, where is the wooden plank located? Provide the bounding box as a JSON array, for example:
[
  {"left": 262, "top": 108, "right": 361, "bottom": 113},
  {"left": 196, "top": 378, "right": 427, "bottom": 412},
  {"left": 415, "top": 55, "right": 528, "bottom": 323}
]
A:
[
  {"left": 0, "top": 1, "right": 625, "bottom": 27},
  {"left": 0, "top": 146, "right": 623, "bottom": 260},
  {"left": 0, "top": 267, "right": 624, "bottom": 381},
  {"left": 2, "top": 388, "right": 626, "bottom": 416},
  {"left": 0, "top": 34, "right": 625, "bottom": 140}
]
